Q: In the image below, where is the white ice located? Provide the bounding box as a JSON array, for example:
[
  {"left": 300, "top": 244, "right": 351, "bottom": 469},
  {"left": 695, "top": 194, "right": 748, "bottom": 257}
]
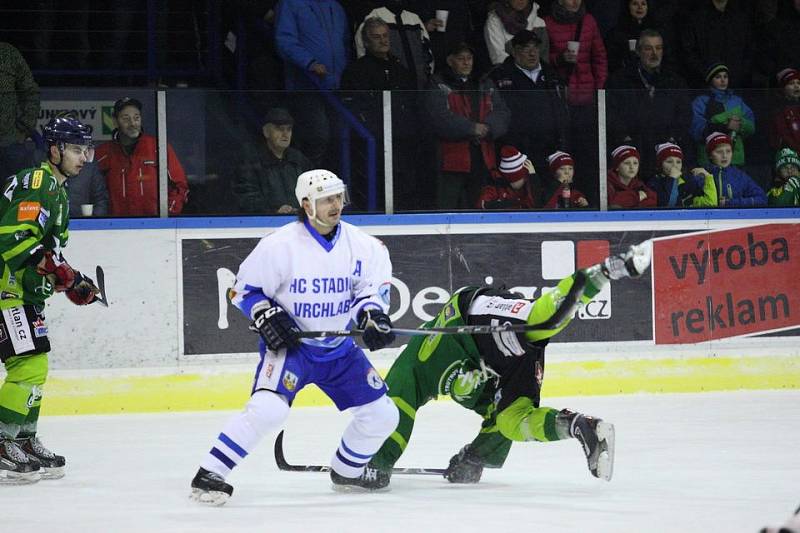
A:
[{"left": 3, "top": 390, "right": 798, "bottom": 533}]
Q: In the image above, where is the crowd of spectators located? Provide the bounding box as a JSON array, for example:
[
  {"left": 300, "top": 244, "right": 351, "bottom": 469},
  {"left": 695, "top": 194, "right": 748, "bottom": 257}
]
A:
[{"left": 3, "top": 0, "right": 800, "bottom": 214}]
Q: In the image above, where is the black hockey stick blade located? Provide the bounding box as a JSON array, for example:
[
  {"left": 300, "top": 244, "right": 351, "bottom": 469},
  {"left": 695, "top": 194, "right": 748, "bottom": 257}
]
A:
[
  {"left": 94, "top": 265, "right": 108, "bottom": 307},
  {"left": 274, "top": 431, "right": 445, "bottom": 475}
]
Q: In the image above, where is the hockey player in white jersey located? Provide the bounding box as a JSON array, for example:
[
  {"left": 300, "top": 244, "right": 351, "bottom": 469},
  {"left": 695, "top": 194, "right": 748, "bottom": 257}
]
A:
[{"left": 190, "top": 170, "right": 399, "bottom": 505}]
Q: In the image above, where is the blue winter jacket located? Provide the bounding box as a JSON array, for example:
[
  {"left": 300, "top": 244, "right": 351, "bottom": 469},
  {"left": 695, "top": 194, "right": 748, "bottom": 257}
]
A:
[
  {"left": 274, "top": 0, "right": 350, "bottom": 90},
  {"left": 705, "top": 164, "right": 767, "bottom": 208}
]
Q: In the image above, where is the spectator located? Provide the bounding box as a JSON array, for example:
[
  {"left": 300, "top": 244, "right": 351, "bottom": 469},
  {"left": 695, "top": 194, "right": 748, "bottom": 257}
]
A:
[
  {"left": 478, "top": 145, "right": 538, "bottom": 209},
  {"left": 0, "top": 42, "right": 39, "bottom": 180},
  {"left": 760, "top": 0, "right": 800, "bottom": 79},
  {"left": 484, "top": 0, "right": 549, "bottom": 66},
  {"left": 605, "top": 29, "right": 689, "bottom": 177},
  {"left": 408, "top": 1, "right": 476, "bottom": 73},
  {"left": 679, "top": 0, "right": 754, "bottom": 88},
  {"left": 545, "top": 0, "right": 607, "bottom": 107},
  {"left": 645, "top": 142, "right": 717, "bottom": 207},
  {"left": 274, "top": 0, "right": 350, "bottom": 91},
  {"left": 766, "top": 147, "right": 800, "bottom": 206},
  {"left": 605, "top": 0, "right": 657, "bottom": 73},
  {"left": 690, "top": 63, "right": 755, "bottom": 168},
  {"left": 703, "top": 132, "right": 767, "bottom": 207},
  {"left": 95, "top": 97, "right": 189, "bottom": 216},
  {"left": 67, "top": 162, "right": 110, "bottom": 218},
  {"left": 426, "top": 42, "right": 510, "bottom": 209},
  {"left": 769, "top": 68, "right": 800, "bottom": 155},
  {"left": 607, "top": 144, "right": 657, "bottom": 208},
  {"left": 542, "top": 149, "right": 589, "bottom": 207},
  {"left": 545, "top": 0, "right": 607, "bottom": 204},
  {"left": 489, "top": 30, "right": 568, "bottom": 172},
  {"left": 355, "top": 1, "right": 433, "bottom": 89},
  {"left": 233, "top": 108, "right": 312, "bottom": 214},
  {"left": 341, "top": 17, "right": 416, "bottom": 91}
]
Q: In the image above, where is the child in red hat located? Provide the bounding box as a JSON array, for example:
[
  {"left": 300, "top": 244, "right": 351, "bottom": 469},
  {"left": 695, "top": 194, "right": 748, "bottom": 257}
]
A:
[
  {"left": 769, "top": 67, "right": 800, "bottom": 155},
  {"left": 542, "top": 150, "right": 589, "bottom": 208},
  {"left": 704, "top": 132, "right": 767, "bottom": 207},
  {"left": 478, "top": 146, "right": 538, "bottom": 209},
  {"left": 646, "top": 142, "right": 716, "bottom": 207},
  {"left": 607, "top": 144, "right": 657, "bottom": 208}
]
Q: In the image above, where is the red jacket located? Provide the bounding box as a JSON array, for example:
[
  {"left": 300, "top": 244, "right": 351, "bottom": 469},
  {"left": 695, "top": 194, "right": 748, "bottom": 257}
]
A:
[
  {"left": 769, "top": 102, "right": 800, "bottom": 154},
  {"left": 545, "top": 13, "right": 607, "bottom": 106},
  {"left": 478, "top": 181, "right": 536, "bottom": 209},
  {"left": 543, "top": 183, "right": 588, "bottom": 208},
  {"left": 95, "top": 133, "right": 189, "bottom": 216},
  {"left": 607, "top": 169, "right": 657, "bottom": 208}
]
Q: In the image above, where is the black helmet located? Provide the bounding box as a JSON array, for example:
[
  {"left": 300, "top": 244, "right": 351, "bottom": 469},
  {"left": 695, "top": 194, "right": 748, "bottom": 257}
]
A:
[{"left": 43, "top": 116, "right": 93, "bottom": 147}]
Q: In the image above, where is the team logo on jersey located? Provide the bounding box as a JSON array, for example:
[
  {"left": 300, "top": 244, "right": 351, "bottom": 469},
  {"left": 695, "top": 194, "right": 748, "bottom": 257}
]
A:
[
  {"left": 443, "top": 302, "right": 456, "bottom": 321},
  {"left": 366, "top": 368, "right": 384, "bottom": 389},
  {"left": 378, "top": 282, "right": 391, "bottom": 305},
  {"left": 31, "top": 170, "right": 44, "bottom": 190},
  {"left": 32, "top": 318, "right": 48, "bottom": 338},
  {"left": 17, "top": 201, "right": 40, "bottom": 222},
  {"left": 282, "top": 370, "right": 298, "bottom": 391},
  {"left": 37, "top": 207, "right": 50, "bottom": 228}
]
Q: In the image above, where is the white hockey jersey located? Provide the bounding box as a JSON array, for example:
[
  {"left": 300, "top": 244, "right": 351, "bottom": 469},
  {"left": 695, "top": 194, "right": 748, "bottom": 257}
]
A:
[{"left": 231, "top": 220, "right": 392, "bottom": 360}]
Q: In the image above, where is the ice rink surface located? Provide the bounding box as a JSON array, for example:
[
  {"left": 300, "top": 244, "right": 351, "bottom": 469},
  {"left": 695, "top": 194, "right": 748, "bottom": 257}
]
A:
[{"left": 4, "top": 390, "right": 798, "bottom": 533}]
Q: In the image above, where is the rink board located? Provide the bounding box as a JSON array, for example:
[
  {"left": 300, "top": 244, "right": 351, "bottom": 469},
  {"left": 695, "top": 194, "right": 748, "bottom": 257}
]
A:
[{"left": 6, "top": 211, "right": 800, "bottom": 415}]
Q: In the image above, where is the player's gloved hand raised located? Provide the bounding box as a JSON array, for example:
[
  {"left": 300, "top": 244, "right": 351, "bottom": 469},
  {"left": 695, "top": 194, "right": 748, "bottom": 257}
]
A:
[
  {"left": 357, "top": 309, "right": 395, "bottom": 351},
  {"left": 250, "top": 301, "right": 301, "bottom": 352},
  {"left": 65, "top": 271, "right": 100, "bottom": 305},
  {"left": 35, "top": 250, "right": 76, "bottom": 292},
  {"left": 443, "top": 444, "right": 484, "bottom": 483}
]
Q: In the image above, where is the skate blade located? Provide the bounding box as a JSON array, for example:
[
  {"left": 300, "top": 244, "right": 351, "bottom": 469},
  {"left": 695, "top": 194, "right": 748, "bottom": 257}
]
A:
[
  {"left": 330, "top": 483, "right": 390, "bottom": 494},
  {"left": 0, "top": 469, "right": 41, "bottom": 485},
  {"left": 40, "top": 466, "right": 65, "bottom": 480},
  {"left": 190, "top": 488, "right": 230, "bottom": 506},
  {"left": 595, "top": 422, "right": 615, "bottom": 482}
]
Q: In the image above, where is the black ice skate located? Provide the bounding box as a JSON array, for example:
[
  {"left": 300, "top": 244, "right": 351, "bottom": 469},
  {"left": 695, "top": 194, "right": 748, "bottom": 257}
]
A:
[
  {"left": 190, "top": 467, "right": 233, "bottom": 506},
  {"left": 558, "top": 410, "right": 615, "bottom": 481},
  {"left": 602, "top": 241, "right": 653, "bottom": 280},
  {"left": 18, "top": 435, "right": 65, "bottom": 479},
  {"left": 0, "top": 438, "right": 41, "bottom": 484},
  {"left": 330, "top": 464, "right": 391, "bottom": 492}
]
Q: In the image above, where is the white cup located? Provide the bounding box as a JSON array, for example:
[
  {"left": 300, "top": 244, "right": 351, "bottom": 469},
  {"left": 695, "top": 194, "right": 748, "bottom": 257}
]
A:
[
  {"left": 628, "top": 39, "right": 637, "bottom": 52},
  {"left": 435, "top": 10, "right": 449, "bottom": 32},
  {"left": 567, "top": 40, "right": 580, "bottom": 54},
  {"left": 80, "top": 204, "right": 94, "bottom": 216}
]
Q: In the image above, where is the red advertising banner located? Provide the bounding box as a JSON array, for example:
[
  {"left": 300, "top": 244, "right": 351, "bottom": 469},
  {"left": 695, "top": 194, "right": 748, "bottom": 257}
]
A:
[{"left": 653, "top": 224, "right": 800, "bottom": 344}]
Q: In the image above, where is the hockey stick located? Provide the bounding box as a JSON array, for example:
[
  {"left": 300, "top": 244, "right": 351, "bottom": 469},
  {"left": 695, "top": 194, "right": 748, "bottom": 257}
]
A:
[
  {"left": 274, "top": 431, "right": 445, "bottom": 475},
  {"left": 94, "top": 266, "right": 108, "bottom": 307},
  {"left": 297, "top": 272, "right": 587, "bottom": 339}
]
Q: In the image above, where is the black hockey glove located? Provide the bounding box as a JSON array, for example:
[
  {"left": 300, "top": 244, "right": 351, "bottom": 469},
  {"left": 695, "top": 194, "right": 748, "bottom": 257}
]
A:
[
  {"left": 357, "top": 309, "right": 395, "bottom": 351},
  {"left": 443, "top": 444, "right": 484, "bottom": 484},
  {"left": 250, "top": 302, "right": 301, "bottom": 352}
]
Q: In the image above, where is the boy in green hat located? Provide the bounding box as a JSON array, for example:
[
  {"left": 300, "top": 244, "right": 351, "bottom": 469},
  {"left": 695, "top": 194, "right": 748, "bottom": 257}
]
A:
[{"left": 767, "top": 148, "right": 800, "bottom": 206}]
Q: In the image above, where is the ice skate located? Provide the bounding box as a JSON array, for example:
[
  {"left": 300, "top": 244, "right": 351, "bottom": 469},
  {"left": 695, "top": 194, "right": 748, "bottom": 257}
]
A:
[
  {"left": 330, "top": 464, "right": 391, "bottom": 492},
  {"left": 557, "top": 410, "right": 615, "bottom": 481},
  {"left": 190, "top": 467, "right": 233, "bottom": 506},
  {"left": 602, "top": 240, "right": 652, "bottom": 280},
  {"left": 0, "top": 438, "right": 41, "bottom": 485},
  {"left": 18, "top": 435, "right": 65, "bottom": 479}
]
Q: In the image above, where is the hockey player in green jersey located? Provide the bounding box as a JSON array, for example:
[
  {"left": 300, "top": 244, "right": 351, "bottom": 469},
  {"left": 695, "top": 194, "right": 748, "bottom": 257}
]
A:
[
  {"left": 0, "top": 115, "right": 100, "bottom": 484},
  {"left": 352, "top": 241, "right": 653, "bottom": 490}
]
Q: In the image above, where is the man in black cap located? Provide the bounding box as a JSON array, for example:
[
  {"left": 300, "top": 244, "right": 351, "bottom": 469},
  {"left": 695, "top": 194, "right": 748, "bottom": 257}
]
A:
[
  {"left": 233, "top": 108, "right": 312, "bottom": 214},
  {"left": 490, "top": 30, "right": 568, "bottom": 176},
  {"left": 425, "top": 42, "right": 510, "bottom": 209}
]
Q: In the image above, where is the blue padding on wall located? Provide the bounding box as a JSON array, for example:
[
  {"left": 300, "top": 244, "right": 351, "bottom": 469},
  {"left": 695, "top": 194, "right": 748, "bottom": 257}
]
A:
[{"left": 70, "top": 209, "right": 800, "bottom": 231}]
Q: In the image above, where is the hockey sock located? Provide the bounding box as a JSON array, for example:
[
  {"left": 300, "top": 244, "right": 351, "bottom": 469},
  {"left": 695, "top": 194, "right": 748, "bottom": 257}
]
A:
[
  {"left": 331, "top": 395, "right": 399, "bottom": 478},
  {"left": 200, "top": 390, "right": 289, "bottom": 478},
  {"left": 496, "top": 396, "right": 561, "bottom": 442},
  {"left": 0, "top": 354, "right": 47, "bottom": 434},
  {"left": 370, "top": 395, "right": 415, "bottom": 471}
]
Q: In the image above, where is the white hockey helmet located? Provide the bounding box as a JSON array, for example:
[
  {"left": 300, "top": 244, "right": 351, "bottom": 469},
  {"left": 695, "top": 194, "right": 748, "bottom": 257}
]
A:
[{"left": 295, "top": 169, "right": 348, "bottom": 218}]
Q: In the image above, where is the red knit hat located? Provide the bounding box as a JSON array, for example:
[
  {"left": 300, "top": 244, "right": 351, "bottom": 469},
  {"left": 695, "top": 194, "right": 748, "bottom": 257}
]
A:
[
  {"left": 705, "top": 131, "right": 732, "bottom": 154},
  {"left": 655, "top": 142, "right": 683, "bottom": 167},
  {"left": 498, "top": 146, "right": 529, "bottom": 182},
  {"left": 547, "top": 150, "right": 575, "bottom": 174},
  {"left": 777, "top": 68, "right": 800, "bottom": 87},
  {"left": 611, "top": 145, "right": 640, "bottom": 169}
]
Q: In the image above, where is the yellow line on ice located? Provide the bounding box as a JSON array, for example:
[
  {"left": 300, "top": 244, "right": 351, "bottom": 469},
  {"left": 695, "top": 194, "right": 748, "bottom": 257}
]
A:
[{"left": 40, "top": 356, "right": 799, "bottom": 416}]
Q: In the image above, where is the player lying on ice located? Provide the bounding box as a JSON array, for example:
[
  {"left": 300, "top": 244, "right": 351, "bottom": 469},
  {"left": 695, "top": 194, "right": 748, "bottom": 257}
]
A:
[{"left": 346, "top": 240, "right": 653, "bottom": 491}]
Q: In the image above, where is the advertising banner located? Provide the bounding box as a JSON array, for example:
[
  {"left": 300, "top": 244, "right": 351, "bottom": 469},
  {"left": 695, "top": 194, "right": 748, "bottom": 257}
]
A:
[
  {"left": 182, "top": 231, "right": 661, "bottom": 356},
  {"left": 652, "top": 223, "right": 800, "bottom": 344}
]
